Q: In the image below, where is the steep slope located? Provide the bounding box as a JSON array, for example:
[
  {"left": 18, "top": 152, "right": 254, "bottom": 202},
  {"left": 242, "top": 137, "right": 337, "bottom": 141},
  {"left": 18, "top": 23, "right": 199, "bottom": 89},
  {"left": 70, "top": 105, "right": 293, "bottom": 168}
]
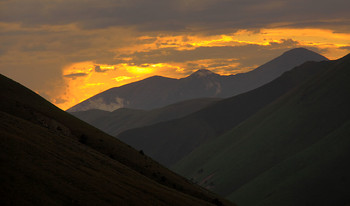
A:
[
  {"left": 71, "top": 98, "right": 220, "bottom": 136},
  {"left": 68, "top": 48, "right": 327, "bottom": 112},
  {"left": 224, "top": 47, "right": 329, "bottom": 95},
  {"left": 173, "top": 54, "right": 350, "bottom": 205},
  {"left": 117, "top": 59, "right": 331, "bottom": 167},
  {"left": 0, "top": 74, "right": 234, "bottom": 206}
]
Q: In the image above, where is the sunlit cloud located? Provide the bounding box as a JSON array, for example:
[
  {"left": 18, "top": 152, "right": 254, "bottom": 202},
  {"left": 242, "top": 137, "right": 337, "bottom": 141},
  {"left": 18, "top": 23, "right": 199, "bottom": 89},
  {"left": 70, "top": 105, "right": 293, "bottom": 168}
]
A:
[
  {"left": 125, "top": 65, "right": 155, "bottom": 75},
  {"left": 113, "top": 76, "right": 132, "bottom": 82},
  {"left": 55, "top": 61, "right": 188, "bottom": 110},
  {"left": 81, "top": 83, "right": 105, "bottom": 88},
  {"left": 130, "top": 28, "right": 350, "bottom": 55}
]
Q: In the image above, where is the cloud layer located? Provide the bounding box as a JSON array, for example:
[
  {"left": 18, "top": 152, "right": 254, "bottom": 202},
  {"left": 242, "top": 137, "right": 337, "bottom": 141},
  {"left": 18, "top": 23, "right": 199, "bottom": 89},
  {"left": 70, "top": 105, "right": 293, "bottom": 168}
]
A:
[{"left": 1, "top": 0, "right": 350, "bottom": 32}]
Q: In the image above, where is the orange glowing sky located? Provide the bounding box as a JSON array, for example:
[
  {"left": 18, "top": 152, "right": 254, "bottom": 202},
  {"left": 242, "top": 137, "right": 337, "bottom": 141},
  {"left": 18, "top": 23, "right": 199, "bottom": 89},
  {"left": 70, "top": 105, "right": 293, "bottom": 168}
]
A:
[{"left": 1, "top": 0, "right": 350, "bottom": 110}]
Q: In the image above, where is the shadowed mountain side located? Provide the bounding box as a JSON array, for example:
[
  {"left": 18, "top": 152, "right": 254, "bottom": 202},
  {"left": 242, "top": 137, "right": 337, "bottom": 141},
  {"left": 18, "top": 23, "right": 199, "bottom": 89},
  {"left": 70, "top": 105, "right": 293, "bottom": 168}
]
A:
[
  {"left": 117, "top": 59, "right": 331, "bottom": 167},
  {"left": 0, "top": 112, "right": 224, "bottom": 206},
  {"left": 223, "top": 47, "right": 329, "bottom": 95},
  {"left": 0, "top": 74, "right": 234, "bottom": 206},
  {"left": 173, "top": 54, "right": 350, "bottom": 206},
  {"left": 71, "top": 98, "right": 221, "bottom": 136},
  {"left": 67, "top": 48, "right": 327, "bottom": 112}
]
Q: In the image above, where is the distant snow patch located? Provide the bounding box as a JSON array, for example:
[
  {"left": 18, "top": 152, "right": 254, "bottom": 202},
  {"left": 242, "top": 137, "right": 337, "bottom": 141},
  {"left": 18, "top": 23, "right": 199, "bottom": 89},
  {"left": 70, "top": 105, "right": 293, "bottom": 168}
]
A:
[{"left": 78, "top": 97, "right": 127, "bottom": 112}]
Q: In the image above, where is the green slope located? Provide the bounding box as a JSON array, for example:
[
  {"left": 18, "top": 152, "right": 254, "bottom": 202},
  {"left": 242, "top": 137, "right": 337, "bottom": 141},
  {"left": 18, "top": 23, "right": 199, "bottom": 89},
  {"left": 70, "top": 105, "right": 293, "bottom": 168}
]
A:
[
  {"left": 71, "top": 98, "right": 220, "bottom": 136},
  {"left": 0, "top": 74, "right": 234, "bottom": 206},
  {"left": 173, "top": 54, "right": 350, "bottom": 205},
  {"left": 228, "top": 120, "right": 350, "bottom": 206},
  {"left": 118, "top": 59, "right": 331, "bottom": 167}
]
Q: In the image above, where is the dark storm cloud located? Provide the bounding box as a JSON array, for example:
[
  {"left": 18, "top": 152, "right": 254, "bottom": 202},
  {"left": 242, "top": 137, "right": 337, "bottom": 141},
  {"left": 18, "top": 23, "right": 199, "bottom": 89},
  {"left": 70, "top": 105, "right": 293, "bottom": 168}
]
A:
[
  {"left": 115, "top": 39, "right": 306, "bottom": 66},
  {"left": 21, "top": 44, "right": 47, "bottom": 52},
  {"left": 94, "top": 65, "right": 104, "bottom": 72},
  {"left": 340, "top": 46, "right": 350, "bottom": 51},
  {"left": 1, "top": 0, "right": 349, "bottom": 32},
  {"left": 63, "top": 73, "right": 88, "bottom": 79}
]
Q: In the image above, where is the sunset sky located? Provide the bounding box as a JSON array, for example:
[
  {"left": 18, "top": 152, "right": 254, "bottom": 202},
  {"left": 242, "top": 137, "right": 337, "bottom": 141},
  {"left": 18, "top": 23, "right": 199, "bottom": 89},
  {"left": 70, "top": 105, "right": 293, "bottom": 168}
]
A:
[{"left": 1, "top": 0, "right": 350, "bottom": 110}]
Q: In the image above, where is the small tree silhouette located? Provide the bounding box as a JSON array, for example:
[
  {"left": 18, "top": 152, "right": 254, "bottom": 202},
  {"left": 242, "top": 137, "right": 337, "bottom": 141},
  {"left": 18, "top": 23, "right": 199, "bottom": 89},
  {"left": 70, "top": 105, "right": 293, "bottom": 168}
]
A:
[{"left": 79, "top": 134, "right": 88, "bottom": 144}]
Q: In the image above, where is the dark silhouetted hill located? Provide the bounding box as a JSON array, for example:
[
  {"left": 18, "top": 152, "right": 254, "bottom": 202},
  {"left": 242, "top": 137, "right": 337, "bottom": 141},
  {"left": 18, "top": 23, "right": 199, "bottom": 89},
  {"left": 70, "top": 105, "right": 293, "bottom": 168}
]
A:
[
  {"left": 0, "top": 74, "right": 234, "bottom": 206},
  {"left": 174, "top": 53, "right": 350, "bottom": 206}
]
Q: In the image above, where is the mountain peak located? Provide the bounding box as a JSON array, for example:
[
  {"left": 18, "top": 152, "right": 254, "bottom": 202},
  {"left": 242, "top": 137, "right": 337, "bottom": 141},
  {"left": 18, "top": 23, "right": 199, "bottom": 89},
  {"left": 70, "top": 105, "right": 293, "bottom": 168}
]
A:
[
  {"left": 282, "top": 47, "right": 328, "bottom": 61},
  {"left": 189, "top": 69, "right": 218, "bottom": 78},
  {"left": 284, "top": 47, "right": 312, "bottom": 53}
]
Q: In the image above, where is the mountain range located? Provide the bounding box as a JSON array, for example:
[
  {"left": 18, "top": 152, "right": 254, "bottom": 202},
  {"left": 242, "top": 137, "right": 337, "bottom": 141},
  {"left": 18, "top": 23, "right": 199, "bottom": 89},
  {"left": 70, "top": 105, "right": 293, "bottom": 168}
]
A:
[
  {"left": 67, "top": 48, "right": 327, "bottom": 112},
  {"left": 117, "top": 57, "right": 331, "bottom": 167},
  {"left": 0, "top": 74, "right": 234, "bottom": 206},
  {"left": 173, "top": 53, "right": 350, "bottom": 205}
]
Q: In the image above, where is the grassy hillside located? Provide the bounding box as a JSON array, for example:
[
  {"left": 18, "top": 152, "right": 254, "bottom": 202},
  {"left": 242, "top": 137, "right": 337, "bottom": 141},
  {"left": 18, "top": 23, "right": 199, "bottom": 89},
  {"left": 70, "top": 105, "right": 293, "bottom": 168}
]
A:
[
  {"left": 228, "top": 120, "right": 350, "bottom": 206},
  {"left": 0, "top": 111, "right": 219, "bottom": 205},
  {"left": 71, "top": 98, "right": 220, "bottom": 136},
  {"left": 173, "top": 54, "right": 350, "bottom": 205},
  {"left": 118, "top": 59, "right": 331, "bottom": 167},
  {"left": 0, "top": 74, "right": 234, "bottom": 206}
]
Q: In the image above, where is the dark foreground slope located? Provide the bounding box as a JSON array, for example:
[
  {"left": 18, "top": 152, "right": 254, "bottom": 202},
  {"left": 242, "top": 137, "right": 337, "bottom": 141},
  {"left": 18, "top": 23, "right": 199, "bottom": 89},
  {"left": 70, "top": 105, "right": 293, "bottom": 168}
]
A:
[
  {"left": 118, "top": 59, "right": 331, "bottom": 167},
  {"left": 174, "top": 54, "right": 350, "bottom": 206},
  {"left": 0, "top": 74, "right": 234, "bottom": 206},
  {"left": 71, "top": 98, "right": 220, "bottom": 136},
  {"left": 68, "top": 48, "right": 327, "bottom": 112}
]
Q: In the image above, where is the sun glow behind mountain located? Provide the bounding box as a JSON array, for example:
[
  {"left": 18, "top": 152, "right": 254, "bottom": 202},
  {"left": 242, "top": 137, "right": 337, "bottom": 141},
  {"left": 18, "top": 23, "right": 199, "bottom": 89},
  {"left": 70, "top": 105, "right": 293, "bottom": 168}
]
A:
[
  {"left": 54, "top": 28, "right": 350, "bottom": 110},
  {"left": 0, "top": 0, "right": 349, "bottom": 110}
]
